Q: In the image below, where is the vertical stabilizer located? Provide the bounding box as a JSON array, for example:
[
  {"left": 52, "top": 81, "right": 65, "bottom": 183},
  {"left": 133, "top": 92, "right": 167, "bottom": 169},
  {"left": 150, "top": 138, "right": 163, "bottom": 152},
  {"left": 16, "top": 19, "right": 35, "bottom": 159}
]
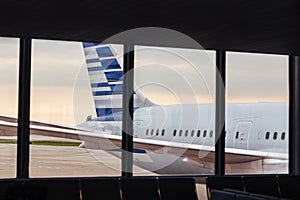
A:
[{"left": 82, "top": 42, "right": 154, "bottom": 121}]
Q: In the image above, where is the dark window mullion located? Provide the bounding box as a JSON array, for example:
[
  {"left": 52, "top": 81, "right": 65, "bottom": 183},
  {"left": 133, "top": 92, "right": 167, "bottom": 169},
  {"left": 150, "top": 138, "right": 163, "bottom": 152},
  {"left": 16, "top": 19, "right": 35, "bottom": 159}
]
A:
[
  {"left": 16, "top": 37, "right": 32, "bottom": 179},
  {"left": 215, "top": 50, "right": 226, "bottom": 176},
  {"left": 289, "top": 55, "right": 300, "bottom": 175},
  {"left": 121, "top": 44, "right": 134, "bottom": 177}
]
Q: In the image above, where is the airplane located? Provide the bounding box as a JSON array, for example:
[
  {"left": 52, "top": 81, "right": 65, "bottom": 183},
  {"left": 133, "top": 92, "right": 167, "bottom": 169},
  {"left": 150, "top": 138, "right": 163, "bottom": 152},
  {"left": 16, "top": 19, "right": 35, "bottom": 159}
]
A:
[
  {"left": 77, "top": 42, "right": 288, "bottom": 174},
  {"left": 0, "top": 42, "right": 289, "bottom": 175}
]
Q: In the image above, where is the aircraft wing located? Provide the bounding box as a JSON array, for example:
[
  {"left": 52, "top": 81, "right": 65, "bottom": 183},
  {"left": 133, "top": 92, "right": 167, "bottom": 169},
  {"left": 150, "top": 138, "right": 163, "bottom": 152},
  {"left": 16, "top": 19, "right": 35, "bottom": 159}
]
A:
[
  {"left": 79, "top": 132, "right": 288, "bottom": 174},
  {"left": 0, "top": 116, "right": 89, "bottom": 140},
  {"left": 0, "top": 116, "right": 288, "bottom": 174}
]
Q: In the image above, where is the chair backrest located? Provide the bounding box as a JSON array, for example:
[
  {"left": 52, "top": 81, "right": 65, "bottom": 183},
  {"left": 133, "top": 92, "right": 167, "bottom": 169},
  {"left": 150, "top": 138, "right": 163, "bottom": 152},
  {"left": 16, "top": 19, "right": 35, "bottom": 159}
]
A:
[
  {"left": 210, "top": 190, "right": 236, "bottom": 200},
  {"left": 120, "top": 178, "right": 160, "bottom": 200},
  {"left": 206, "top": 176, "right": 244, "bottom": 199},
  {"left": 224, "top": 188, "right": 279, "bottom": 200},
  {"left": 81, "top": 178, "right": 121, "bottom": 200},
  {"left": 278, "top": 175, "right": 300, "bottom": 199},
  {"left": 5, "top": 180, "right": 47, "bottom": 200},
  {"left": 249, "top": 193, "right": 279, "bottom": 200},
  {"left": 243, "top": 176, "right": 280, "bottom": 197},
  {"left": 158, "top": 177, "right": 198, "bottom": 200},
  {"left": 236, "top": 194, "right": 266, "bottom": 200},
  {"left": 224, "top": 188, "right": 249, "bottom": 196},
  {"left": 37, "top": 179, "right": 80, "bottom": 200}
]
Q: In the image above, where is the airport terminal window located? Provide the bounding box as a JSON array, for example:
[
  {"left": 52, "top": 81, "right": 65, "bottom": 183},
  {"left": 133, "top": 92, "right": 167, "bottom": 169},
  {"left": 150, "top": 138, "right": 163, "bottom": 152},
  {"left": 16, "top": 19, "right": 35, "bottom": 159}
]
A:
[
  {"left": 0, "top": 37, "right": 19, "bottom": 178},
  {"left": 134, "top": 45, "right": 215, "bottom": 176},
  {"left": 12, "top": 40, "right": 286, "bottom": 180},
  {"left": 30, "top": 40, "right": 124, "bottom": 177},
  {"left": 11, "top": 39, "right": 292, "bottom": 180},
  {"left": 226, "top": 51, "right": 288, "bottom": 175}
]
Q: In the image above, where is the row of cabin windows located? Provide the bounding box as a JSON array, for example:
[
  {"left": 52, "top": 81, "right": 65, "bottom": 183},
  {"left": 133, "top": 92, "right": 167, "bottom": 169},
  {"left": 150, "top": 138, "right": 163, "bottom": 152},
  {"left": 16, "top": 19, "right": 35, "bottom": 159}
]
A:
[
  {"left": 145, "top": 129, "right": 214, "bottom": 138},
  {"left": 145, "top": 129, "right": 166, "bottom": 136},
  {"left": 235, "top": 131, "right": 286, "bottom": 140},
  {"left": 147, "top": 129, "right": 286, "bottom": 140},
  {"left": 265, "top": 131, "right": 286, "bottom": 140}
]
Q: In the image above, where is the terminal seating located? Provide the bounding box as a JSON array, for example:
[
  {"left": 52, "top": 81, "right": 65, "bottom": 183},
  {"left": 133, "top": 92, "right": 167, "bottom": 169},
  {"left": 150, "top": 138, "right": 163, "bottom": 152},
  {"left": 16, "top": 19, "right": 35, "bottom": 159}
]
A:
[
  {"left": 81, "top": 177, "right": 121, "bottom": 200},
  {"left": 5, "top": 180, "right": 48, "bottom": 200},
  {"left": 120, "top": 178, "right": 160, "bottom": 200},
  {"left": 120, "top": 177, "right": 198, "bottom": 200},
  {"left": 278, "top": 176, "right": 300, "bottom": 199},
  {"left": 0, "top": 177, "right": 198, "bottom": 200},
  {"left": 158, "top": 177, "right": 198, "bottom": 200},
  {"left": 37, "top": 179, "right": 80, "bottom": 200},
  {"left": 243, "top": 176, "right": 281, "bottom": 197},
  {"left": 206, "top": 176, "right": 245, "bottom": 198},
  {"left": 6, "top": 179, "right": 80, "bottom": 200},
  {"left": 210, "top": 189, "right": 292, "bottom": 200},
  {"left": 206, "top": 175, "right": 298, "bottom": 200}
]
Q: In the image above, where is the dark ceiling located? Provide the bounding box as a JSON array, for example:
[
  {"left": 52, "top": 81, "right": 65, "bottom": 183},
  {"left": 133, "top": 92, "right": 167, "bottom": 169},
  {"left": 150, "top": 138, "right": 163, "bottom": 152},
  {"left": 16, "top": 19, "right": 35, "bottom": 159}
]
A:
[{"left": 0, "top": 0, "right": 299, "bottom": 55}]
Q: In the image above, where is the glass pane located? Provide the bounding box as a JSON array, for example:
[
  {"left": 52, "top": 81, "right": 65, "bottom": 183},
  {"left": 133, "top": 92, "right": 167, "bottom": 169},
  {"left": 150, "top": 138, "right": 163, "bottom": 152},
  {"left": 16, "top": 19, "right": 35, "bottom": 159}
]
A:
[
  {"left": 0, "top": 37, "right": 19, "bottom": 178},
  {"left": 133, "top": 46, "right": 215, "bottom": 176},
  {"left": 30, "top": 40, "right": 122, "bottom": 177},
  {"left": 225, "top": 52, "right": 288, "bottom": 174}
]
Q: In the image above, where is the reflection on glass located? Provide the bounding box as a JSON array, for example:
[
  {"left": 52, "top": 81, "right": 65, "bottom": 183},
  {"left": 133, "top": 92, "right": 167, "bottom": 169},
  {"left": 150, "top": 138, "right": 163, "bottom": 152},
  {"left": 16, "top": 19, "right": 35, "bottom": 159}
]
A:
[
  {"left": 133, "top": 46, "right": 216, "bottom": 176},
  {"left": 225, "top": 52, "right": 288, "bottom": 174},
  {"left": 0, "top": 37, "right": 19, "bottom": 178}
]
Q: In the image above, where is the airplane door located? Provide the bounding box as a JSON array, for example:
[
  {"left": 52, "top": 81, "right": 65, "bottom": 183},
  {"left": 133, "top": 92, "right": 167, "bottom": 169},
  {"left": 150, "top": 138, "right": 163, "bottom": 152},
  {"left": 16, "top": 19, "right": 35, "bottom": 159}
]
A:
[
  {"left": 234, "top": 121, "right": 253, "bottom": 149},
  {"left": 133, "top": 120, "right": 143, "bottom": 137}
]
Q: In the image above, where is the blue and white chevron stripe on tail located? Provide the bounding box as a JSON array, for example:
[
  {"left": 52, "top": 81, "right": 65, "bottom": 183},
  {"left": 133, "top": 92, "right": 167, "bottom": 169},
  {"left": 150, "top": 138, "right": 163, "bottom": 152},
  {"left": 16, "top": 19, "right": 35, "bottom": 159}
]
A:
[{"left": 83, "top": 42, "right": 152, "bottom": 121}]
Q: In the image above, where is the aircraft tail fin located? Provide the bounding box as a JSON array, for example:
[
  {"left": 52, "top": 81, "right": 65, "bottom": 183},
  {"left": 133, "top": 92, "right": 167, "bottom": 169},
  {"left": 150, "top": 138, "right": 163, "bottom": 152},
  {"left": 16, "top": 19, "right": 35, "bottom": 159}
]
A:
[{"left": 82, "top": 42, "right": 154, "bottom": 121}]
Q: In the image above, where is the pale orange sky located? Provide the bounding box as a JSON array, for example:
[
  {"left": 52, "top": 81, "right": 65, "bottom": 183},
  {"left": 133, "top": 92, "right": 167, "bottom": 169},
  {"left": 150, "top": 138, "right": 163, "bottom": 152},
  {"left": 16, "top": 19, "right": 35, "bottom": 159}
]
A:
[{"left": 0, "top": 38, "right": 288, "bottom": 126}]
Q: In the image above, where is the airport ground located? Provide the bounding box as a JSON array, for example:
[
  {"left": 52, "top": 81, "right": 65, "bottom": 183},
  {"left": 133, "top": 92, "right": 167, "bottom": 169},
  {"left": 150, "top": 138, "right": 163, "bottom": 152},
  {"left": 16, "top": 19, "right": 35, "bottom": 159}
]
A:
[{"left": 0, "top": 135, "right": 207, "bottom": 199}]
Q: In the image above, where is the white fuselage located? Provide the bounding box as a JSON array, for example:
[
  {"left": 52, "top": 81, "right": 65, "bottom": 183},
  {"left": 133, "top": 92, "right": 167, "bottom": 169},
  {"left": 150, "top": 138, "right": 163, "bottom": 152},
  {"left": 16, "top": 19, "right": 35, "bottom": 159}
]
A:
[{"left": 133, "top": 102, "right": 288, "bottom": 154}]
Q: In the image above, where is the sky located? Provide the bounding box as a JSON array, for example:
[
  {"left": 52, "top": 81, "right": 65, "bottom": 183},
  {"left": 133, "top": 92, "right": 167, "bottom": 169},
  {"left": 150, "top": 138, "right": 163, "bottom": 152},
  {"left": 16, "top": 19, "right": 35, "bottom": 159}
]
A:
[{"left": 0, "top": 37, "right": 288, "bottom": 125}]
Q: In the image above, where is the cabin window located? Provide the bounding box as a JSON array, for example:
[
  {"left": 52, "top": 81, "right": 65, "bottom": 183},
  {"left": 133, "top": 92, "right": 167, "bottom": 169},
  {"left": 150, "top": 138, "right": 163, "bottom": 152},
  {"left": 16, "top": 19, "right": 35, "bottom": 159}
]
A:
[
  {"left": 191, "top": 130, "right": 195, "bottom": 137},
  {"left": 185, "top": 130, "right": 188, "bottom": 137},
  {"left": 156, "top": 129, "right": 159, "bottom": 136},
  {"left": 235, "top": 131, "right": 239, "bottom": 139},
  {"left": 151, "top": 129, "right": 154, "bottom": 136},
  {"left": 203, "top": 130, "right": 207, "bottom": 137},
  {"left": 146, "top": 129, "right": 149, "bottom": 136},
  {"left": 179, "top": 130, "right": 183, "bottom": 136},
  {"left": 273, "top": 132, "right": 278, "bottom": 140},
  {"left": 210, "top": 130, "right": 213, "bottom": 137},
  {"left": 265, "top": 132, "right": 270, "bottom": 140},
  {"left": 281, "top": 132, "right": 286, "bottom": 140},
  {"left": 197, "top": 130, "right": 201, "bottom": 137},
  {"left": 173, "top": 129, "right": 177, "bottom": 136},
  {"left": 162, "top": 129, "right": 165, "bottom": 136}
]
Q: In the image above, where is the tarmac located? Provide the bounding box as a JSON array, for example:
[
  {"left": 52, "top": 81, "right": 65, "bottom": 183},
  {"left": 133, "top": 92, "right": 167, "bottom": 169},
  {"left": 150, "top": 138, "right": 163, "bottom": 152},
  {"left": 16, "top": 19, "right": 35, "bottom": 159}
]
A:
[{"left": 0, "top": 135, "right": 207, "bottom": 199}]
